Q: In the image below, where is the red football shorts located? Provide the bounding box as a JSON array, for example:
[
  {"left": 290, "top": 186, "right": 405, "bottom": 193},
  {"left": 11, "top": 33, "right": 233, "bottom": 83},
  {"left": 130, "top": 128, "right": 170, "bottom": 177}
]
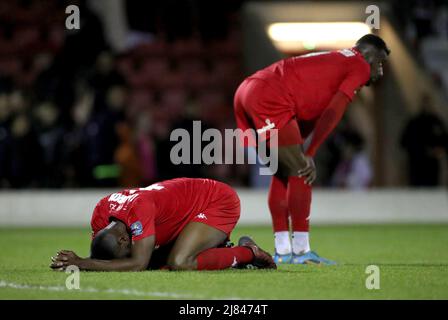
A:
[
  {"left": 190, "top": 181, "right": 241, "bottom": 236},
  {"left": 234, "top": 78, "right": 306, "bottom": 146}
]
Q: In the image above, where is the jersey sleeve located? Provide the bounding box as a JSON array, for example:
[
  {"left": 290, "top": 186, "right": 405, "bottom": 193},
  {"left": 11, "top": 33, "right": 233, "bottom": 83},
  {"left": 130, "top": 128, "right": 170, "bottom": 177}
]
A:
[
  {"left": 305, "top": 91, "right": 350, "bottom": 157},
  {"left": 338, "top": 58, "right": 370, "bottom": 101},
  {"left": 127, "top": 198, "right": 157, "bottom": 241},
  {"left": 90, "top": 200, "right": 108, "bottom": 239}
]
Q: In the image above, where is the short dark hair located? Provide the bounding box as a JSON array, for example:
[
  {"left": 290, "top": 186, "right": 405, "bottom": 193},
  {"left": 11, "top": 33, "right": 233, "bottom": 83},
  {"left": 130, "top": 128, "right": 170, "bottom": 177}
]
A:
[
  {"left": 90, "top": 230, "right": 119, "bottom": 260},
  {"left": 356, "top": 34, "right": 390, "bottom": 55}
]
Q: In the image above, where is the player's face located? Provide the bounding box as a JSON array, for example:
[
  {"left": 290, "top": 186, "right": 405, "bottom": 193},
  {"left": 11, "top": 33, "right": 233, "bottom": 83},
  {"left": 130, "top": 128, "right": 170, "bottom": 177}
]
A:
[{"left": 368, "top": 50, "right": 388, "bottom": 85}]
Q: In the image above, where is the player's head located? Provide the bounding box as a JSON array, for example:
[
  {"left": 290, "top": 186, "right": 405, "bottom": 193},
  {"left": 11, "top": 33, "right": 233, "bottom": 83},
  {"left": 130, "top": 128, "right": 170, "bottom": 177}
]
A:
[
  {"left": 355, "top": 34, "right": 390, "bottom": 85},
  {"left": 90, "top": 220, "right": 131, "bottom": 260}
]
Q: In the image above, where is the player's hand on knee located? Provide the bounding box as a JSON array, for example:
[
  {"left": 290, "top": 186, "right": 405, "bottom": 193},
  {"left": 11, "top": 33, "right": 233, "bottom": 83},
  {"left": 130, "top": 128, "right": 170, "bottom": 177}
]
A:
[
  {"left": 298, "top": 156, "right": 316, "bottom": 185},
  {"left": 304, "top": 164, "right": 317, "bottom": 185}
]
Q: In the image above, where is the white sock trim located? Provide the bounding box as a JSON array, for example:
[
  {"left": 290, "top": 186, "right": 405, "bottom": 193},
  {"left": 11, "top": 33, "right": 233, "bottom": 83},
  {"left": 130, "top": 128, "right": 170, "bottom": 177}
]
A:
[
  {"left": 274, "top": 231, "right": 291, "bottom": 255},
  {"left": 292, "top": 232, "right": 310, "bottom": 255}
]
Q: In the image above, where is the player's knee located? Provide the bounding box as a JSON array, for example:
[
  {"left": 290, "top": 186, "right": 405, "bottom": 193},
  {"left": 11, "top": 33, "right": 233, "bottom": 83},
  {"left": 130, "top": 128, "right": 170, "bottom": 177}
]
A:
[
  {"left": 278, "top": 156, "right": 307, "bottom": 177},
  {"left": 167, "top": 254, "right": 196, "bottom": 271},
  {"left": 278, "top": 162, "right": 300, "bottom": 177}
]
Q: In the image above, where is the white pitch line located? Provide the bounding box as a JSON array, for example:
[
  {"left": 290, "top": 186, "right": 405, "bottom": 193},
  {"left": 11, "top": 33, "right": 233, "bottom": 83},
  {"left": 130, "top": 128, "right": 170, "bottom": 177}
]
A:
[{"left": 0, "top": 280, "right": 247, "bottom": 300}]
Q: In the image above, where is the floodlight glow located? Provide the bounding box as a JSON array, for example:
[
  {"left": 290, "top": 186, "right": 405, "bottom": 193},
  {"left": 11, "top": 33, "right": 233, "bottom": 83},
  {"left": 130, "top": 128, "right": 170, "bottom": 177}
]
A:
[{"left": 267, "top": 22, "right": 372, "bottom": 52}]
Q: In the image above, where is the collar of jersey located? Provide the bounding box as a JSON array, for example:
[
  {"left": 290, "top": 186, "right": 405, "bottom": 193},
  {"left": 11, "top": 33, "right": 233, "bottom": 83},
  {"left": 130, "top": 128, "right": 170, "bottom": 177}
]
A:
[{"left": 349, "top": 47, "right": 362, "bottom": 56}]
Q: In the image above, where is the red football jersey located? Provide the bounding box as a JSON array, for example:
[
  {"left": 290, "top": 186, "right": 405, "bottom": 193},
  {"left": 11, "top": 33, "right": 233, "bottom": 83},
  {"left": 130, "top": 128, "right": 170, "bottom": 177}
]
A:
[
  {"left": 248, "top": 47, "right": 370, "bottom": 121},
  {"left": 90, "top": 178, "right": 227, "bottom": 246}
]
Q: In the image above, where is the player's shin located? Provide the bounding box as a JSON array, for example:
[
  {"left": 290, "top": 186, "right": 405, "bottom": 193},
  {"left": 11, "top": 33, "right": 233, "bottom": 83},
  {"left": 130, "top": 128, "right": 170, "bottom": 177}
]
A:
[
  {"left": 287, "top": 176, "right": 312, "bottom": 254},
  {"left": 268, "top": 176, "right": 292, "bottom": 254},
  {"left": 196, "top": 247, "right": 253, "bottom": 270}
]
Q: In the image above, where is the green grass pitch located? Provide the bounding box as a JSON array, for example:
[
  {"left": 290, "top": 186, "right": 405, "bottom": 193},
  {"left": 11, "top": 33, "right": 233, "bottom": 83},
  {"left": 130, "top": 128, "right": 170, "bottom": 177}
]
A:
[{"left": 1, "top": 224, "right": 447, "bottom": 299}]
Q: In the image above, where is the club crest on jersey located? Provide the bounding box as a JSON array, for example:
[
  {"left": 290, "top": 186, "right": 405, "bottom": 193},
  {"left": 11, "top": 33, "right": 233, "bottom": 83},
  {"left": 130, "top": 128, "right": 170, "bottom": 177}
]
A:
[{"left": 130, "top": 221, "right": 143, "bottom": 236}]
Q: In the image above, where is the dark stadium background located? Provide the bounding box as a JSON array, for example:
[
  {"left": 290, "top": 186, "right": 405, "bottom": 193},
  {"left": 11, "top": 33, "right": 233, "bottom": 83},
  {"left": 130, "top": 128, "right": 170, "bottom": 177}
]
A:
[{"left": 0, "top": 0, "right": 447, "bottom": 190}]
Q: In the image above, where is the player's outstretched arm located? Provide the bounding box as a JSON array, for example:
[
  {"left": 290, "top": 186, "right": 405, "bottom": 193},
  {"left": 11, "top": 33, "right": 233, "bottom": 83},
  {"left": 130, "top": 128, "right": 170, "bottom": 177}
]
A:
[
  {"left": 50, "top": 236, "right": 155, "bottom": 272},
  {"left": 305, "top": 91, "right": 351, "bottom": 157}
]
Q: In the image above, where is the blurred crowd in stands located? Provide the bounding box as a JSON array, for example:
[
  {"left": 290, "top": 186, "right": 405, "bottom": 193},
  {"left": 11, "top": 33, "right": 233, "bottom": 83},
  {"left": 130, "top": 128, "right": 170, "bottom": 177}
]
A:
[
  {"left": 393, "top": 0, "right": 448, "bottom": 186},
  {"left": 393, "top": 0, "right": 448, "bottom": 98},
  {"left": 401, "top": 94, "right": 448, "bottom": 186},
  {"left": 0, "top": 0, "right": 447, "bottom": 189},
  {"left": 0, "top": 0, "right": 247, "bottom": 188}
]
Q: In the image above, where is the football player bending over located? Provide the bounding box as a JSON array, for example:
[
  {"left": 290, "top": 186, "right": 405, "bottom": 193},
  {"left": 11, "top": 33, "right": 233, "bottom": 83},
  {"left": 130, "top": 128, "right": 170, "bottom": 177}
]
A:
[{"left": 234, "top": 34, "right": 390, "bottom": 265}]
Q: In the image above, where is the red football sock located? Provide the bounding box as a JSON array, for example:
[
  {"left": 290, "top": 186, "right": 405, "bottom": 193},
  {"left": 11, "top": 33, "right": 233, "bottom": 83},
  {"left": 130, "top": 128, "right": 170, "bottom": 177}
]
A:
[
  {"left": 287, "top": 176, "right": 312, "bottom": 232},
  {"left": 196, "top": 246, "right": 253, "bottom": 270},
  {"left": 268, "top": 175, "right": 289, "bottom": 232}
]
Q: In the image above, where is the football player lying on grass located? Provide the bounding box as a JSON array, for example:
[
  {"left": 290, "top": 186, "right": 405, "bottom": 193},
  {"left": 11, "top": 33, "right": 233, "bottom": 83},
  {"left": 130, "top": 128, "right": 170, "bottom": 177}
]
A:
[{"left": 50, "top": 178, "right": 276, "bottom": 271}]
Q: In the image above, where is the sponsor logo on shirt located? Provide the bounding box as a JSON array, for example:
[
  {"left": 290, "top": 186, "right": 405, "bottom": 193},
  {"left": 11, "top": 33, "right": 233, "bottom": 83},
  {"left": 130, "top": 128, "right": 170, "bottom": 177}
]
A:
[
  {"left": 130, "top": 221, "right": 143, "bottom": 237},
  {"left": 256, "top": 119, "right": 276, "bottom": 135},
  {"left": 108, "top": 193, "right": 139, "bottom": 204}
]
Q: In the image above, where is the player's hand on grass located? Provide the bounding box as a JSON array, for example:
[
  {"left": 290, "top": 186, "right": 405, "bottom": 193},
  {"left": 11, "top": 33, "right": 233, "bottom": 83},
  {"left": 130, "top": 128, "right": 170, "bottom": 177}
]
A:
[
  {"left": 298, "top": 155, "right": 316, "bottom": 185},
  {"left": 50, "top": 250, "right": 83, "bottom": 271}
]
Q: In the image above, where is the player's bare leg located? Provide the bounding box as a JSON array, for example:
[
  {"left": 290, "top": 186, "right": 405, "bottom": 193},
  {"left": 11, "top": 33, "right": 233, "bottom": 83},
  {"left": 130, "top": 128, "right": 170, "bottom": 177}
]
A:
[
  {"left": 259, "top": 120, "right": 335, "bottom": 265},
  {"left": 267, "top": 173, "right": 291, "bottom": 262},
  {"left": 167, "top": 222, "right": 227, "bottom": 270},
  {"left": 166, "top": 222, "right": 276, "bottom": 270},
  {"left": 277, "top": 144, "right": 313, "bottom": 256},
  {"left": 259, "top": 119, "right": 312, "bottom": 263}
]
